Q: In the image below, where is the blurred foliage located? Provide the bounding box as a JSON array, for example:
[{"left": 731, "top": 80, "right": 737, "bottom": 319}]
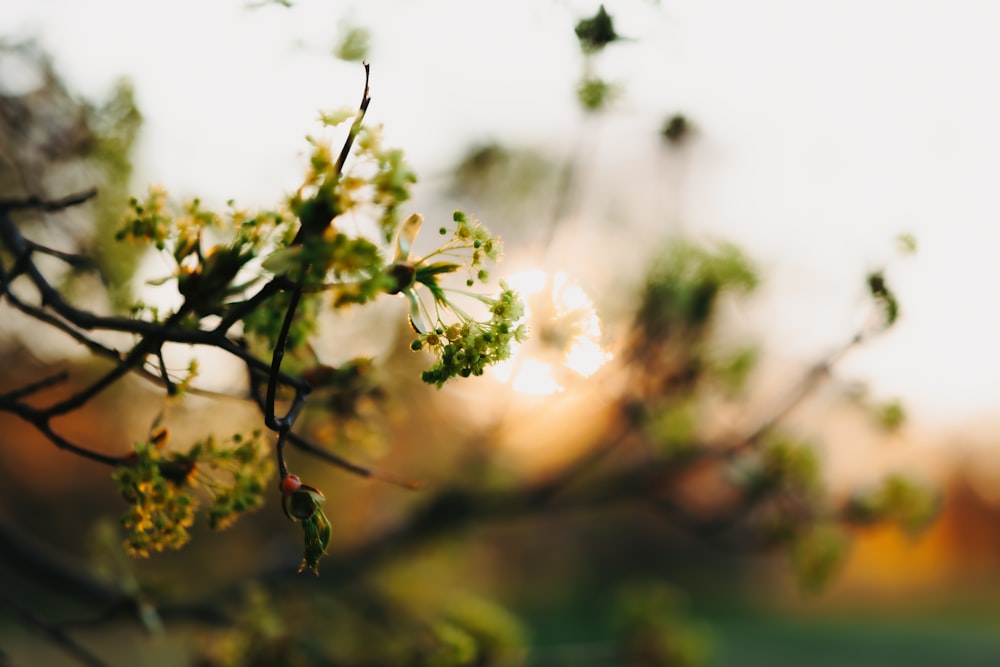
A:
[
  {"left": 644, "top": 397, "right": 699, "bottom": 457},
  {"left": 867, "top": 270, "right": 899, "bottom": 329},
  {"left": 751, "top": 435, "right": 822, "bottom": 501},
  {"left": 895, "top": 232, "right": 918, "bottom": 255},
  {"left": 194, "top": 586, "right": 298, "bottom": 667},
  {"left": 192, "top": 585, "right": 527, "bottom": 667},
  {"left": 661, "top": 113, "right": 692, "bottom": 146},
  {"left": 611, "top": 582, "right": 714, "bottom": 667},
  {"left": 439, "top": 593, "right": 527, "bottom": 664},
  {"left": 848, "top": 474, "right": 939, "bottom": 536},
  {"left": 333, "top": 23, "right": 371, "bottom": 62},
  {"left": 635, "top": 240, "right": 758, "bottom": 340},
  {"left": 708, "top": 345, "right": 759, "bottom": 397},
  {"left": 575, "top": 5, "right": 621, "bottom": 54},
  {"left": 449, "top": 141, "right": 556, "bottom": 215},
  {"left": 577, "top": 74, "right": 619, "bottom": 113},
  {"left": 791, "top": 523, "right": 849, "bottom": 593},
  {"left": 873, "top": 398, "right": 906, "bottom": 432},
  {"left": 0, "top": 41, "right": 142, "bottom": 303}
]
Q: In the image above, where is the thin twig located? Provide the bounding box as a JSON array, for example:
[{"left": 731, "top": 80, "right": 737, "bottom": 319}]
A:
[
  {"left": 247, "top": 364, "right": 416, "bottom": 486},
  {"left": 25, "top": 239, "right": 99, "bottom": 271},
  {"left": 264, "top": 281, "right": 307, "bottom": 434},
  {"left": 742, "top": 331, "right": 864, "bottom": 448},
  {"left": 265, "top": 63, "right": 372, "bottom": 475},
  {"left": 333, "top": 62, "right": 372, "bottom": 179},
  {"left": 0, "top": 396, "right": 126, "bottom": 466},
  {"left": 155, "top": 347, "right": 177, "bottom": 396},
  {"left": 1, "top": 370, "right": 69, "bottom": 401},
  {"left": 0, "top": 187, "right": 98, "bottom": 213},
  {"left": 213, "top": 275, "right": 292, "bottom": 333},
  {"left": 290, "top": 62, "right": 371, "bottom": 246},
  {"left": 286, "top": 430, "right": 420, "bottom": 489},
  {"left": 41, "top": 307, "right": 192, "bottom": 417},
  {"left": 2, "top": 285, "right": 124, "bottom": 360}
]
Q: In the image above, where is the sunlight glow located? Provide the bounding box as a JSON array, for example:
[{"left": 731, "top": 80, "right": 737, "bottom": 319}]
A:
[
  {"left": 493, "top": 269, "right": 612, "bottom": 395},
  {"left": 511, "top": 359, "right": 564, "bottom": 396}
]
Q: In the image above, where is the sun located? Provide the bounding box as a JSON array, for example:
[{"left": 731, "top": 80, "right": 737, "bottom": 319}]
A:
[{"left": 491, "top": 269, "right": 612, "bottom": 396}]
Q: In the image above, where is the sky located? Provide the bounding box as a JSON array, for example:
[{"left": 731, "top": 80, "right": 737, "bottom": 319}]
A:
[{"left": 4, "top": 0, "right": 1000, "bottom": 441}]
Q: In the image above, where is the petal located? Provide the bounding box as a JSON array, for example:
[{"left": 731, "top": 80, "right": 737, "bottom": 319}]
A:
[{"left": 393, "top": 213, "right": 423, "bottom": 262}]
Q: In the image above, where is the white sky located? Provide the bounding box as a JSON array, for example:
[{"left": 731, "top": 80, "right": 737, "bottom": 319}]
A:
[{"left": 4, "top": 0, "right": 1000, "bottom": 437}]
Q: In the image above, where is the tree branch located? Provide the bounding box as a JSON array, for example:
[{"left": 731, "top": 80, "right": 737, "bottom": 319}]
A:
[{"left": 0, "top": 188, "right": 98, "bottom": 213}]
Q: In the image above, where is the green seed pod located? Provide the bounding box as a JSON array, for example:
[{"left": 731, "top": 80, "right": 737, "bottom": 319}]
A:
[
  {"left": 282, "top": 483, "right": 325, "bottom": 522},
  {"left": 299, "top": 509, "right": 332, "bottom": 574}
]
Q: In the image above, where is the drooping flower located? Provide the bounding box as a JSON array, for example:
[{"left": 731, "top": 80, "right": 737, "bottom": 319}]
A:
[{"left": 383, "top": 211, "right": 527, "bottom": 387}]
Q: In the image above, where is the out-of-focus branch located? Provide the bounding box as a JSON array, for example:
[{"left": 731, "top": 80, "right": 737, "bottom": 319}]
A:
[
  {"left": 263, "top": 280, "right": 307, "bottom": 475},
  {"left": 0, "top": 592, "right": 111, "bottom": 667},
  {"left": 1, "top": 371, "right": 70, "bottom": 401},
  {"left": 0, "top": 188, "right": 98, "bottom": 212},
  {"left": 741, "top": 331, "right": 864, "bottom": 449},
  {"left": 246, "top": 365, "right": 419, "bottom": 488}
]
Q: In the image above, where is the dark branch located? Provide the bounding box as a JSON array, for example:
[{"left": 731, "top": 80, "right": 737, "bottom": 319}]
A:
[
  {"left": 1, "top": 371, "right": 69, "bottom": 401},
  {"left": 333, "top": 61, "right": 372, "bottom": 179},
  {"left": 0, "top": 187, "right": 98, "bottom": 213},
  {"left": 264, "top": 281, "right": 307, "bottom": 433},
  {"left": 25, "top": 238, "right": 100, "bottom": 271}
]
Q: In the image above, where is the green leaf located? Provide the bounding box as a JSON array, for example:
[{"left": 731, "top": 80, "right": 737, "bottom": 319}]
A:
[
  {"left": 895, "top": 232, "right": 918, "bottom": 255},
  {"left": 299, "top": 508, "right": 332, "bottom": 574},
  {"left": 333, "top": 25, "right": 371, "bottom": 62},
  {"left": 867, "top": 271, "right": 899, "bottom": 328},
  {"left": 874, "top": 398, "right": 906, "bottom": 431},
  {"left": 416, "top": 262, "right": 462, "bottom": 280},
  {"left": 261, "top": 246, "right": 304, "bottom": 275},
  {"left": 792, "top": 523, "right": 848, "bottom": 593},
  {"left": 318, "top": 106, "right": 356, "bottom": 127},
  {"left": 404, "top": 289, "right": 429, "bottom": 334},
  {"left": 393, "top": 212, "right": 423, "bottom": 262}
]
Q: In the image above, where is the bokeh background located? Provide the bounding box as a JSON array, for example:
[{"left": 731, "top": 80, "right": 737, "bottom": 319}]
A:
[{"left": 3, "top": 1, "right": 1000, "bottom": 665}]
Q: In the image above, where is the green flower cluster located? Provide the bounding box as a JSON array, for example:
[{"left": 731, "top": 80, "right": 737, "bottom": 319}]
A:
[
  {"left": 113, "top": 433, "right": 196, "bottom": 557},
  {"left": 113, "top": 429, "right": 273, "bottom": 557},
  {"left": 194, "top": 431, "right": 274, "bottom": 531},
  {"left": 378, "top": 209, "right": 527, "bottom": 387},
  {"left": 413, "top": 285, "right": 527, "bottom": 388},
  {"left": 117, "top": 188, "right": 287, "bottom": 318},
  {"left": 116, "top": 186, "right": 171, "bottom": 249},
  {"left": 441, "top": 210, "right": 503, "bottom": 283},
  {"left": 291, "top": 118, "right": 416, "bottom": 248},
  {"left": 114, "top": 93, "right": 520, "bottom": 381}
]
